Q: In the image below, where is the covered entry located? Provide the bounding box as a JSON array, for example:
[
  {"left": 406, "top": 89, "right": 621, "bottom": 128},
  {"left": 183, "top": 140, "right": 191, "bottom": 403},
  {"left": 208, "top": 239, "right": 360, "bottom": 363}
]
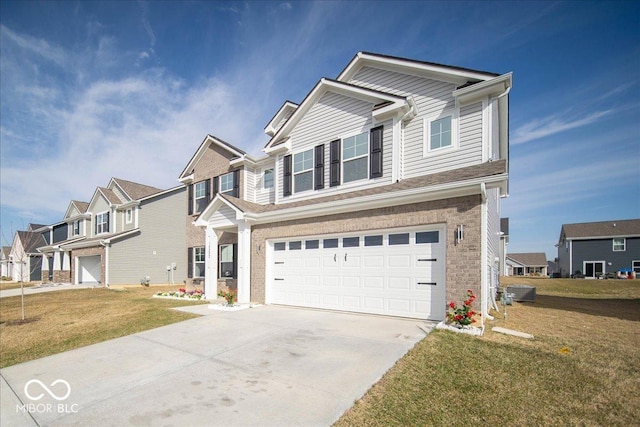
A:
[{"left": 268, "top": 226, "right": 446, "bottom": 320}]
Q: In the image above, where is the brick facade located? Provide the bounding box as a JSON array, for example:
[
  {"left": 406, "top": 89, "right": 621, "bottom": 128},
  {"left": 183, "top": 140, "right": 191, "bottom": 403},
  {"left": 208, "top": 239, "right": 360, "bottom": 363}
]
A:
[
  {"left": 72, "top": 246, "right": 105, "bottom": 286},
  {"left": 249, "top": 195, "right": 482, "bottom": 308}
]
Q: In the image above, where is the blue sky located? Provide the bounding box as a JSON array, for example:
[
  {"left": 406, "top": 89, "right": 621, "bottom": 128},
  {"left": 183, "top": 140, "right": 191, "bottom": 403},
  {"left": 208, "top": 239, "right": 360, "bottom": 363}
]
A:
[{"left": 1, "top": 1, "right": 638, "bottom": 260}]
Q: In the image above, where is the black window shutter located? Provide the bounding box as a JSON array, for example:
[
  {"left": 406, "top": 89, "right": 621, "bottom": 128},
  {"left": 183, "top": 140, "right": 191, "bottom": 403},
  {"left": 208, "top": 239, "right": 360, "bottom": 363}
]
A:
[
  {"left": 314, "top": 145, "right": 325, "bottom": 190},
  {"left": 213, "top": 176, "right": 219, "bottom": 197},
  {"left": 283, "top": 155, "right": 292, "bottom": 196},
  {"left": 330, "top": 139, "right": 341, "bottom": 187},
  {"left": 205, "top": 178, "right": 211, "bottom": 203},
  {"left": 232, "top": 243, "right": 238, "bottom": 279},
  {"left": 370, "top": 125, "right": 384, "bottom": 178},
  {"left": 105, "top": 211, "right": 110, "bottom": 233},
  {"left": 232, "top": 169, "right": 240, "bottom": 198},
  {"left": 188, "top": 184, "right": 193, "bottom": 215},
  {"left": 187, "top": 248, "right": 193, "bottom": 278}
]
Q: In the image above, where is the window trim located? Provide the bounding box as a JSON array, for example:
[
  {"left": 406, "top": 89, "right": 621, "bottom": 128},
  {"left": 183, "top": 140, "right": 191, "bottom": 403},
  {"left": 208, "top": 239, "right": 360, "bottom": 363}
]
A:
[
  {"left": 72, "top": 220, "right": 81, "bottom": 236},
  {"left": 293, "top": 148, "right": 314, "bottom": 193},
  {"left": 423, "top": 110, "right": 458, "bottom": 156},
  {"left": 613, "top": 238, "right": 626, "bottom": 252},
  {"left": 95, "top": 211, "right": 109, "bottom": 235},
  {"left": 125, "top": 208, "right": 133, "bottom": 224},
  {"left": 193, "top": 246, "right": 205, "bottom": 278},
  {"left": 219, "top": 244, "right": 236, "bottom": 279},
  {"left": 219, "top": 172, "right": 234, "bottom": 195},
  {"left": 341, "top": 130, "right": 369, "bottom": 184},
  {"left": 263, "top": 168, "right": 274, "bottom": 190},
  {"left": 193, "top": 180, "right": 208, "bottom": 214}
]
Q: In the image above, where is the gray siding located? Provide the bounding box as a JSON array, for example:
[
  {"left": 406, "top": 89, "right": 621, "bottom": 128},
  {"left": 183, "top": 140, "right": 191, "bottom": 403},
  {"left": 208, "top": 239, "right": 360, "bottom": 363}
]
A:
[
  {"left": 571, "top": 237, "right": 640, "bottom": 276},
  {"left": 112, "top": 186, "right": 129, "bottom": 203},
  {"left": 108, "top": 188, "right": 187, "bottom": 285},
  {"left": 277, "top": 90, "right": 393, "bottom": 202},
  {"left": 349, "top": 66, "right": 485, "bottom": 179}
]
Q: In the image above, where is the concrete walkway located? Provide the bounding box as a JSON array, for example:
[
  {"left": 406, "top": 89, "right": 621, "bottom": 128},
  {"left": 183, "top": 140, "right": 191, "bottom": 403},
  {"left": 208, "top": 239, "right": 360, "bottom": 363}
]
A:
[
  {"left": 1, "top": 305, "right": 435, "bottom": 426},
  {"left": 0, "top": 282, "right": 100, "bottom": 298}
]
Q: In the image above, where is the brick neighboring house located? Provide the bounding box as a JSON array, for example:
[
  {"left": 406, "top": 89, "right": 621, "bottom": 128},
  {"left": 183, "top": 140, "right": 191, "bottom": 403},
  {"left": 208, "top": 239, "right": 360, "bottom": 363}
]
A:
[
  {"left": 40, "top": 178, "right": 187, "bottom": 286},
  {"left": 506, "top": 253, "right": 548, "bottom": 276},
  {"left": 188, "top": 52, "right": 512, "bottom": 322},
  {"left": 557, "top": 219, "right": 640, "bottom": 278}
]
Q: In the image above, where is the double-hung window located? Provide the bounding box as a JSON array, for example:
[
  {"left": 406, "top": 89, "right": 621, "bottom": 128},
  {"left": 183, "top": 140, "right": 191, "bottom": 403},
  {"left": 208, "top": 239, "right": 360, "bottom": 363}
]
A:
[
  {"left": 96, "top": 212, "right": 109, "bottom": 235},
  {"left": 73, "top": 220, "right": 80, "bottom": 236},
  {"left": 613, "top": 238, "right": 626, "bottom": 251},
  {"left": 194, "top": 181, "right": 208, "bottom": 213},
  {"left": 263, "top": 168, "right": 274, "bottom": 189},
  {"left": 293, "top": 149, "right": 314, "bottom": 192},
  {"left": 342, "top": 132, "right": 368, "bottom": 183},
  {"left": 126, "top": 208, "right": 133, "bottom": 224},
  {"left": 219, "top": 244, "right": 235, "bottom": 278},
  {"left": 220, "top": 172, "right": 234, "bottom": 195},
  {"left": 194, "top": 247, "right": 205, "bottom": 277}
]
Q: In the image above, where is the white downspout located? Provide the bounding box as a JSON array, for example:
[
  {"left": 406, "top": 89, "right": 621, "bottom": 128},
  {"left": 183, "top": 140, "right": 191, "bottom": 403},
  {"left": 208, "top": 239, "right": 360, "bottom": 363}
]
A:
[{"left": 480, "top": 183, "right": 493, "bottom": 324}]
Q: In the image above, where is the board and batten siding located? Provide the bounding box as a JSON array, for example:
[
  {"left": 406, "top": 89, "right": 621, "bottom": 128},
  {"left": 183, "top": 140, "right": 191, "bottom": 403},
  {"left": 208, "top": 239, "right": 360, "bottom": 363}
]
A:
[
  {"left": 349, "top": 66, "right": 485, "bottom": 179},
  {"left": 108, "top": 188, "right": 187, "bottom": 285},
  {"left": 277, "top": 91, "right": 393, "bottom": 202}
]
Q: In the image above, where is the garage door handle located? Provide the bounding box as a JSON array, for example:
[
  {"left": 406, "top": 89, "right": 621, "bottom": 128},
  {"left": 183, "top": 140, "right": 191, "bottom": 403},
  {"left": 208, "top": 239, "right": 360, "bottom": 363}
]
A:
[
  {"left": 418, "top": 258, "right": 437, "bottom": 262},
  {"left": 275, "top": 278, "right": 285, "bottom": 281},
  {"left": 334, "top": 254, "right": 337, "bottom": 262},
  {"left": 344, "top": 253, "right": 347, "bottom": 262},
  {"left": 418, "top": 282, "right": 437, "bottom": 286},
  {"left": 275, "top": 261, "right": 284, "bottom": 265}
]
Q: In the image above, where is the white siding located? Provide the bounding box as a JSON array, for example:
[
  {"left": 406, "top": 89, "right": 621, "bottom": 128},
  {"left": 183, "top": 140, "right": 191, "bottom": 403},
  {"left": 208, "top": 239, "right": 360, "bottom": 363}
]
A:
[
  {"left": 254, "top": 164, "right": 276, "bottom": 205},
  {"left": 277, "top": 91, "right": 393, "bottom": 203},
  {"left": 245, "top": 167, "right": 256, "bottom": 203},
  {"left": 350, "top": 66, "right": 486, "bottom": 179},
  {"left": 108, "top": 189, "right": 187, "bottom": 285}
]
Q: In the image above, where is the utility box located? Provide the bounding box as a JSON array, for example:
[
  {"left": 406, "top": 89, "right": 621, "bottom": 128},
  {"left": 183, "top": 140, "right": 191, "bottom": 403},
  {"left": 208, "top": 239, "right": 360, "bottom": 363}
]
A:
[{"left": 507, "top": 285, "right": 536, "bottom": 302}]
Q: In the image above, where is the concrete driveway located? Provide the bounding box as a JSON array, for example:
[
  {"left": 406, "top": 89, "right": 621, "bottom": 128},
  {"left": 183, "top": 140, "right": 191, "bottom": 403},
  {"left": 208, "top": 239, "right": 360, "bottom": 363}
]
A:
[{"left": 1, "top": 305, "right": 434, "bottom": 426}]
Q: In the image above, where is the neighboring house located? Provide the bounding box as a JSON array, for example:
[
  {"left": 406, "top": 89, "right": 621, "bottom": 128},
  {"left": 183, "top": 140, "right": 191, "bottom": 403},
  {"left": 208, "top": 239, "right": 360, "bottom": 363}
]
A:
[
  {"left": 9, "top": 228, "right": 47, "bottom": 282},
  {"left": 188, "top": 52, "right": 512, "bottom": 322},
  {"left": 1, "top": 246, "right": 13, "bottom": 278},
  {"left": 47, "top": 178, "right": 187, "bottom": 286},
  {"left": 557, "top": 219, "right": 640, "bottom": 278},
  {"left": 499, "top": 218, "right": 509, "bottom": 276},
  {"left": 506, "top": 253, "right": 548, "bottom": 276}
]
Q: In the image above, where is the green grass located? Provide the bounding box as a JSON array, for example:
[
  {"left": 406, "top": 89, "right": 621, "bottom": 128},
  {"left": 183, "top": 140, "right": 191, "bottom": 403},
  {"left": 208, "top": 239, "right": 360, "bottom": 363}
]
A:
[
  {"left": 335, "top": 278, "right": 640, "bottom": 426},
  {"left": 0, "top": 286, "right": 206, "bottom": 368}
]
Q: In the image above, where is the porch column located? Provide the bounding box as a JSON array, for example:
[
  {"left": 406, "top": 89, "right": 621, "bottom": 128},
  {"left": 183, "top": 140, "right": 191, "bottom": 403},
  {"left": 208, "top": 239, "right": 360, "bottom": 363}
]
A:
[
  {"left": 237, "top": 220, "right": 252, "bottom": 304},
  {"left": 205, "top": 226, "right": 218, "bottom": 299}
]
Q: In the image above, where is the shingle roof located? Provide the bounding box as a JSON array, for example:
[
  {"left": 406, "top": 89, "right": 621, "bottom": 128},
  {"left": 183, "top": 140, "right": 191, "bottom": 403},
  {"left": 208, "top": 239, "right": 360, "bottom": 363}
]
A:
[
  {"left": 28, "top": 223, "right": 48, "bottom": 231},
  {"left": 2, "top": 246, "right": 11, "bottom": 258},
  {"left": 72, "top": 201, "right": 90, "bottom": 214},
  {"left": 112, "top": 178, "right": 163, "bottom": 201},
  {"left": 17, "top": 231, "right": 47, "bottom": 253},
  {"left": 507, "top": 253, "right": 548, "bottom": 267},
  {"left": 98, "top": 187, "right": 123, "bottom": 205},
  {"left": 217, "top": 159, "right": 507, "bottom": 216},
  {"left": 562, "top": 219, "right": 640, "bottom": 239}
]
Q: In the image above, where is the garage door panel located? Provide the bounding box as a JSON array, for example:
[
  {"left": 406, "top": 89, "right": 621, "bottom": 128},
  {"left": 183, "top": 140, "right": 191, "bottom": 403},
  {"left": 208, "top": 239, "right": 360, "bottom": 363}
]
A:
[{"left": 269, "top": 227, "right": 445, "bottom": 320}]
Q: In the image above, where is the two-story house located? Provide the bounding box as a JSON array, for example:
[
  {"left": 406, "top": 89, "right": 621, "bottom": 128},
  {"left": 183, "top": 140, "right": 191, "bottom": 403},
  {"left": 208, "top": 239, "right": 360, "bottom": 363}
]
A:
[
  {"left": 557, "top": 219, "right": 640, "bottom": 278},
  {"left": 49, "top": 178, "right": 187, "bottom": 286},
  {"left": 9, "top": 224, "right": 47, "bottom": 282},
  {"left": 187, "top": 52, "right": 511, "bottom": 321}
]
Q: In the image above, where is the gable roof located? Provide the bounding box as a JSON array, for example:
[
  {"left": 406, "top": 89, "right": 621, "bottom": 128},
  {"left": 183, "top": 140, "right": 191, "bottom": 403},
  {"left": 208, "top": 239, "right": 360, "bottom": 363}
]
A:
[
  {"left": 507, "top": 253, "right": 547, "bottom": 267},
  {"left": 97, "top": 187, "right": 122, "bottom": 205},
  {"left": 110, "top": 178, "right": 163, "bottom": 201},
  {"left": 1, "top": 246, "right": 10, "bottom": 259},
  {"left": 179, "top": 134, "right": 247, "bottom": 181},
  {"left": 17, "top": 231, "right": 47, "bottom": 253},
  {"left": 337, "top": 51, "right": 500, "bottom": 86},
  {"left": 264, "top": 78, "right": 412, "bottom": 150},
  {"left": 64, "top": 200, "right": 90, "bottom": 219},
  {"left": 264, "top": 100, "right": 299, "bottom": 136},
  {"left": 27, "top": 223, "right": 48, "bottom": 231},
  {"left": 561, "top": 219, "right": 640, "bottom": 240}
]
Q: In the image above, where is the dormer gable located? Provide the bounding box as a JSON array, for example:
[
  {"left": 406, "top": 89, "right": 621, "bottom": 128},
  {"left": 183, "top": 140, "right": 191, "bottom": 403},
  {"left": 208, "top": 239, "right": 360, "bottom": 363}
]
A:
[
  {"left": 109, "top": 177, "right": 162, "bottom": 202},
  {"left": 64, "top": 200, "right": 89, "bottom": 220},
  {"left": 264, "top": 78, "right": 413, "bottom": 153},
  {"left": 264, "top": 101, "right": 298, "bottom": 137},
  {"left": 179, "top": 134, "right": 247, "bottom": 184}
]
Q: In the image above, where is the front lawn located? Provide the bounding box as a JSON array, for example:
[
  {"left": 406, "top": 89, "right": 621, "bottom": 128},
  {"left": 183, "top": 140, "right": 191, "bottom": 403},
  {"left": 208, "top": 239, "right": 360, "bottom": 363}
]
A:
[
  {"left": 335, "top": 278, "right": 640, "bottom": 426},
  {"left": 0, "top": 286, "right": 206, "bottom": 368}
]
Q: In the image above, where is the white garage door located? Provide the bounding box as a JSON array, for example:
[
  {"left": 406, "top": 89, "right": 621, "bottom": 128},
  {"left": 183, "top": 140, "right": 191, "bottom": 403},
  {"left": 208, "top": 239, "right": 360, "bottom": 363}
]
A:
[
  {"left": 78, "top": 255, "right": 101, "bottom": 284},
  {"left": 268, "top": 226, "right": 446, "bottom": 320}
]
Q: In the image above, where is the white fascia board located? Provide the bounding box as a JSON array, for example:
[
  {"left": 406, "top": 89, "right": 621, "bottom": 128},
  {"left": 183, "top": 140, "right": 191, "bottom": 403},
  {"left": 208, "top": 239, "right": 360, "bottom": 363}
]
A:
[
  {"left": 453, "top": 73, "right": 513, "bottom": 105},
  {"left": 246, "top": 174, "right": 507, "bottom": 224},
  {"left": 569, "top": 234, "right": 640, "bottom": 240},
  {"left": 103, "top": 229, "right": 140, "bottom": 244},
  {"left": 138, "top": 185, "right": 184, "bottom": 202},
  {"left": 179, "top": 173, "right": 194, "bottom": 185},
  {"left": 230, "top": 153, "right": 267, "bottom": 168},
  {"left": 193, "top": 195, "right": 245, "bottom": 227},
  {"left": 264, "top": 138, "right": 292, "bottom": 155},
  {"left": 264, "top": 101, "right": 299, "bottom": 136}
]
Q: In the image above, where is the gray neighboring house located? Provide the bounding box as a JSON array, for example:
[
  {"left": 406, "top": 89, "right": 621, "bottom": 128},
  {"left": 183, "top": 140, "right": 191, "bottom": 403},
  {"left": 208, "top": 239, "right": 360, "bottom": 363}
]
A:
[
  {"left": 556, "top": 219, "right": 640, "bottom": 278},
  {"left": 9, "top": 228, "right": 47, "bottom": 282},
  {"left": 187, "top": 51, "right": 512, "bottom": 322},
  {"left": 50, "top": 178, "right": 187, "bottom": 286},
  {"left": 506, "top": 253, "right": 548, "bottom": 276}
]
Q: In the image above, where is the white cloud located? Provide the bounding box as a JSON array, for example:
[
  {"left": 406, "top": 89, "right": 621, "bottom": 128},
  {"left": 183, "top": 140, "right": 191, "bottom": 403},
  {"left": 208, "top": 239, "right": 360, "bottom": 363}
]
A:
[
  {"left": 511, "top": 109, "right": 613, "bottom": 145},
  {"left": 0, "top": 24, "right": 67, "bottom": 66}
]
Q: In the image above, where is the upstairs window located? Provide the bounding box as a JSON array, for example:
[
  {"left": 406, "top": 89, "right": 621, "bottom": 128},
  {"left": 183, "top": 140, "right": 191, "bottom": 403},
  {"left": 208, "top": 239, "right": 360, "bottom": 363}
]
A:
[
  {"left": 263, "top": 168, "right": 274, "bottom": 189},
  {"left": 293, "top": 149, "right": 314, "bottom": 192},
  {"left": 73, "top": 220, "right": 81, "bottom": 236},
  {"left": 342, "top": 132, "right": 369, "bottom": 183},
  {"left": 220, "top": 172, "right": 234, "bottom": 195},
  {"left": 194, "top": 181, "right": 208, "bottom": 213},
  {"left": 126, "top": 208, "right": 133, "bottom": 224},
  {"left": 96, "top": 212, "right": 109, "bottom": 235},
  {"left": 429, "top": 116, "right": 452, "bottom": 150},
  {"left": 613, "top": 238, "right": 626, "bottom": 251}
]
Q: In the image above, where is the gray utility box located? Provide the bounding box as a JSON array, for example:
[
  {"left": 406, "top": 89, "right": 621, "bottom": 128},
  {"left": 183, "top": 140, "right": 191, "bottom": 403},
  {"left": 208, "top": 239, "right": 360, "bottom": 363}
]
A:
[{"left": 506, "top": 285, "right": 536, "bottom": 302}]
